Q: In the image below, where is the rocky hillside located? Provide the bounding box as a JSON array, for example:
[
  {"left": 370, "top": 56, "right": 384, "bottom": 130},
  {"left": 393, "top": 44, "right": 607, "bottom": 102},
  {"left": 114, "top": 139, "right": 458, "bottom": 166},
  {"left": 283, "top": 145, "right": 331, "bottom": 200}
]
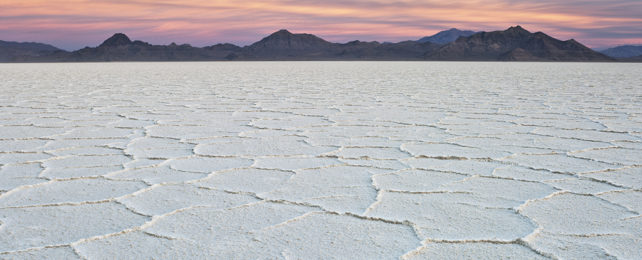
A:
[{"left": 426, "top": 26, "right": 613, "bottom": 61}]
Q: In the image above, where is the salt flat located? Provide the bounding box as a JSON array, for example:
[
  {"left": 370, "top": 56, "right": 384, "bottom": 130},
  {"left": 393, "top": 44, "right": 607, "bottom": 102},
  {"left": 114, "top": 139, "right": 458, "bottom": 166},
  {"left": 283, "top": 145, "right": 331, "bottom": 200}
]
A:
[{"left": 0, "top": 62, "right": 640, "bottom": 259}]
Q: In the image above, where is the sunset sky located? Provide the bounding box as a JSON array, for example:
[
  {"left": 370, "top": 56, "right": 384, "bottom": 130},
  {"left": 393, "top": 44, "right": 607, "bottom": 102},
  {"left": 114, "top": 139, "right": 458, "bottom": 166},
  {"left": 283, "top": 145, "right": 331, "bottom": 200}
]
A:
[{"left": 1, "top": 0, "right": 641, "bottom": 50}]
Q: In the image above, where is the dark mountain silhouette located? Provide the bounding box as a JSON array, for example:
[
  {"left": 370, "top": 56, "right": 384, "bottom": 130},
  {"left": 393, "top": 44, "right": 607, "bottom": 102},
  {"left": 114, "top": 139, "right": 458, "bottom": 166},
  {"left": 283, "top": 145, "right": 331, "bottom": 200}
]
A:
[
  {"left": 427, "top": 26, "right": 613, "bottom": 61},
  {"left": 239, "top": 29, "right": 335, "bottom": 59},
  {"left": 248, "top": 30, "right": 333, "bottom": 51},
  {"left": 25, "top": 33, "right": 240, "bottom": 62},
  {"left": 99, "top": 33, "right": 133, "bottom": 47},
  {"left": 599, "top": 45, "right": 642, "bottom": 58},
  {"left": 235, "top": 30, "right": 440, "bottom": 60},
  {"left": 333, "top": 40, "right": 440, "bottom": 60},
  {"left": 1, "top": 26, "right": 621, "bottom": 62},
  {"left": 0, "top": 40, "right": 62, "bottom": 61},
  {"left": 417, "top": 28, "right": 476, "bottom": 44}
]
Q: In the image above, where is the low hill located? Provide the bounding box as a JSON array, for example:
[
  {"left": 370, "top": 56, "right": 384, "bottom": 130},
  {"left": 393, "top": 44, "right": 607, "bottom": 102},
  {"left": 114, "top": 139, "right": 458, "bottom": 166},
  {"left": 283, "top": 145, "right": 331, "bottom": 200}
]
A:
[{"left": 0, "top": 40, "right": 62, "bottom": 62}]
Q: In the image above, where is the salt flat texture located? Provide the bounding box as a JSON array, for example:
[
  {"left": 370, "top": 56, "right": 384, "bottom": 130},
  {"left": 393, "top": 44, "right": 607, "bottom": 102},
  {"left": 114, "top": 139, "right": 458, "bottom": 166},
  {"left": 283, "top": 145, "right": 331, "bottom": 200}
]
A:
[{"left": 0, "top": 62, "right": 640, "bottom": 259}]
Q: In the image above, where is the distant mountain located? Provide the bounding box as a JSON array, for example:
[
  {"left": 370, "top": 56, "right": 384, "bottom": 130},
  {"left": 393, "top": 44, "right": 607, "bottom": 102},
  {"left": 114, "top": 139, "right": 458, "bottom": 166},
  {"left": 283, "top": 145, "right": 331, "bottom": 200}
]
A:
[
  {"left": 334, "top": 40, "right": 441, "bottom": 60},
  {"left": 240, "top": 29, "right": 335, "bottom": 59},
  {"left": 427, "top": 26, "right": 613, "bottom": 61},
  {"left": 99, "top": 33, "right": 133, "bottom": 47},
  {"left": 248, "top": 30, "right": 333, "bottom": 51},
  {"left": 237, "top": 29, "right": 440, "bottom": 60},
  {"left": 0, "top": 40, "right": 62, "bottom": 61},
  {"left": 417, "top": 28, "right": 476, "bottom": 44},
  {"left": 1, "top": 26, "right": 622, "bottom": 62},
  {"left": 28, "top": 33, "right": 241, "bottom": 62},
  {"left": 599, "top": 45, "right": 642, "bottom": 58}
]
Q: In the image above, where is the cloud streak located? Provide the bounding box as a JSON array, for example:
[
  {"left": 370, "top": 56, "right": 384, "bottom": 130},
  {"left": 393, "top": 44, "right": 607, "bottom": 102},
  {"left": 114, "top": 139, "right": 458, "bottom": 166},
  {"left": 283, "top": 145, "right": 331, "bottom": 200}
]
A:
[{"left": 1, "top": 0, "right": 640, "bottom": 50}]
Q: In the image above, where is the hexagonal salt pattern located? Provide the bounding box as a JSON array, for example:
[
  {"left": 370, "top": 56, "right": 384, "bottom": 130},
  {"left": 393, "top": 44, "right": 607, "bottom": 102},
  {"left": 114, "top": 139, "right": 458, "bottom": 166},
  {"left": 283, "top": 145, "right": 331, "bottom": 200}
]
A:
[{"left": 0, "top": 62, "right": 640, "bottom": 259}]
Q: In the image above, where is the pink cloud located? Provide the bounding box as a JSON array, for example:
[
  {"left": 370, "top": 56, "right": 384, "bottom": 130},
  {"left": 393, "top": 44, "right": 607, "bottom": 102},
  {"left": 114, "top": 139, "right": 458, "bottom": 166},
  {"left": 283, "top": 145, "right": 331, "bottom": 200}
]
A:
[{"left": 1, "top": 0, "right": 640, "bottom": 50}]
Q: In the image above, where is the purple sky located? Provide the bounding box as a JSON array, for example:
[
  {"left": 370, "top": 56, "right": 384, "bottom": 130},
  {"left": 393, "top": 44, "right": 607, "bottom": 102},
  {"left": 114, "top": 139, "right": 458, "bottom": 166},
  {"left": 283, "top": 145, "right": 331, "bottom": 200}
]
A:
[{"left": 1, "top": 0, "right": 641, "bottom": 50}]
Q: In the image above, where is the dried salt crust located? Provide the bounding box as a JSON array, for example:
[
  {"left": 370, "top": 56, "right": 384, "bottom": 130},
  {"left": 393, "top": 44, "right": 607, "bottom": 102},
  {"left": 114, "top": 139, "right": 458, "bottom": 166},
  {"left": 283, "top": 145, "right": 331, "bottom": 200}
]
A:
[{"left": 0, "top": 62, "right": 640, "bottom": 259}]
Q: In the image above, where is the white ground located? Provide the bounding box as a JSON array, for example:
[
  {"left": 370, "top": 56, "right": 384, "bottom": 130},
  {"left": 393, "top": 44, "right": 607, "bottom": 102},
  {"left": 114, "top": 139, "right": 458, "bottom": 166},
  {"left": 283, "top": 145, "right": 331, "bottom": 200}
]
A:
[{"left": 0, "top": 62, "right": 640, "bottom": 259}]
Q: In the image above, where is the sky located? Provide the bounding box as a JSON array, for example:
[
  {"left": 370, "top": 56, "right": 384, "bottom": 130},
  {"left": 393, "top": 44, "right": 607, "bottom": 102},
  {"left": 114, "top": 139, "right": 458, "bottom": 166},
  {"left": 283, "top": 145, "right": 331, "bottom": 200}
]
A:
[{"left": 1, "top": 0, "right": 641, "bottom": 50}]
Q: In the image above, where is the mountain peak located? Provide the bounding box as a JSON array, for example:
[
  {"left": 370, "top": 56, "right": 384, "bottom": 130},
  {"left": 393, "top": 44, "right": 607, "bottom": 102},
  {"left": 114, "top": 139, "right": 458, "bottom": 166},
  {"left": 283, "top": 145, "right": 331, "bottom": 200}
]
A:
[
  {"left": 506, "top": 25, "right": 529, "bottom": 34},
  {"left": 100, "top": 33, "right": 132, "bottom": 47},
  {"left": 275, "top": 29, "right": 292, "bottom": 34},
  {"left": 257, "top": 29, "right": 297, "bottom": 43},
  {"left": 418, "top": 28, "right": 476, "bottom": 44},
  {"left": 250, "top": 29, "right": 331, "bottom": 51},
  {"left": 265, "top": 29, "right": 293, "bottom": 38}
]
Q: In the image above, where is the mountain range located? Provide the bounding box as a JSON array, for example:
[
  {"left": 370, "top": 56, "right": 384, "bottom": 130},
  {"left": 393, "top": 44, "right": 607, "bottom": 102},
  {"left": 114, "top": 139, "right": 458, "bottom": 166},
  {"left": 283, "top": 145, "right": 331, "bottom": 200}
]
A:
[
  {"left": 0, "top": 40, "right": 62, "bottom": 62},
  {"left": 598, "top": 45, "right": 642, "bottom": 59},
  {"left": 0, "top": 26, "right": 620, "bottom": 62},
  {"left": 426, "top": 26, "right": 610, "bottom": 61}
]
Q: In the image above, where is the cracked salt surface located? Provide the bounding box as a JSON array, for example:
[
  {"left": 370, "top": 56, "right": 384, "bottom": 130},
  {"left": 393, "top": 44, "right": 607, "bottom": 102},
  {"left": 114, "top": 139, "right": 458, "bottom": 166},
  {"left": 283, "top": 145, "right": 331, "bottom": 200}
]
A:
[{"left": 0, "top": 62, "right": 640, "bottom": 259}]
